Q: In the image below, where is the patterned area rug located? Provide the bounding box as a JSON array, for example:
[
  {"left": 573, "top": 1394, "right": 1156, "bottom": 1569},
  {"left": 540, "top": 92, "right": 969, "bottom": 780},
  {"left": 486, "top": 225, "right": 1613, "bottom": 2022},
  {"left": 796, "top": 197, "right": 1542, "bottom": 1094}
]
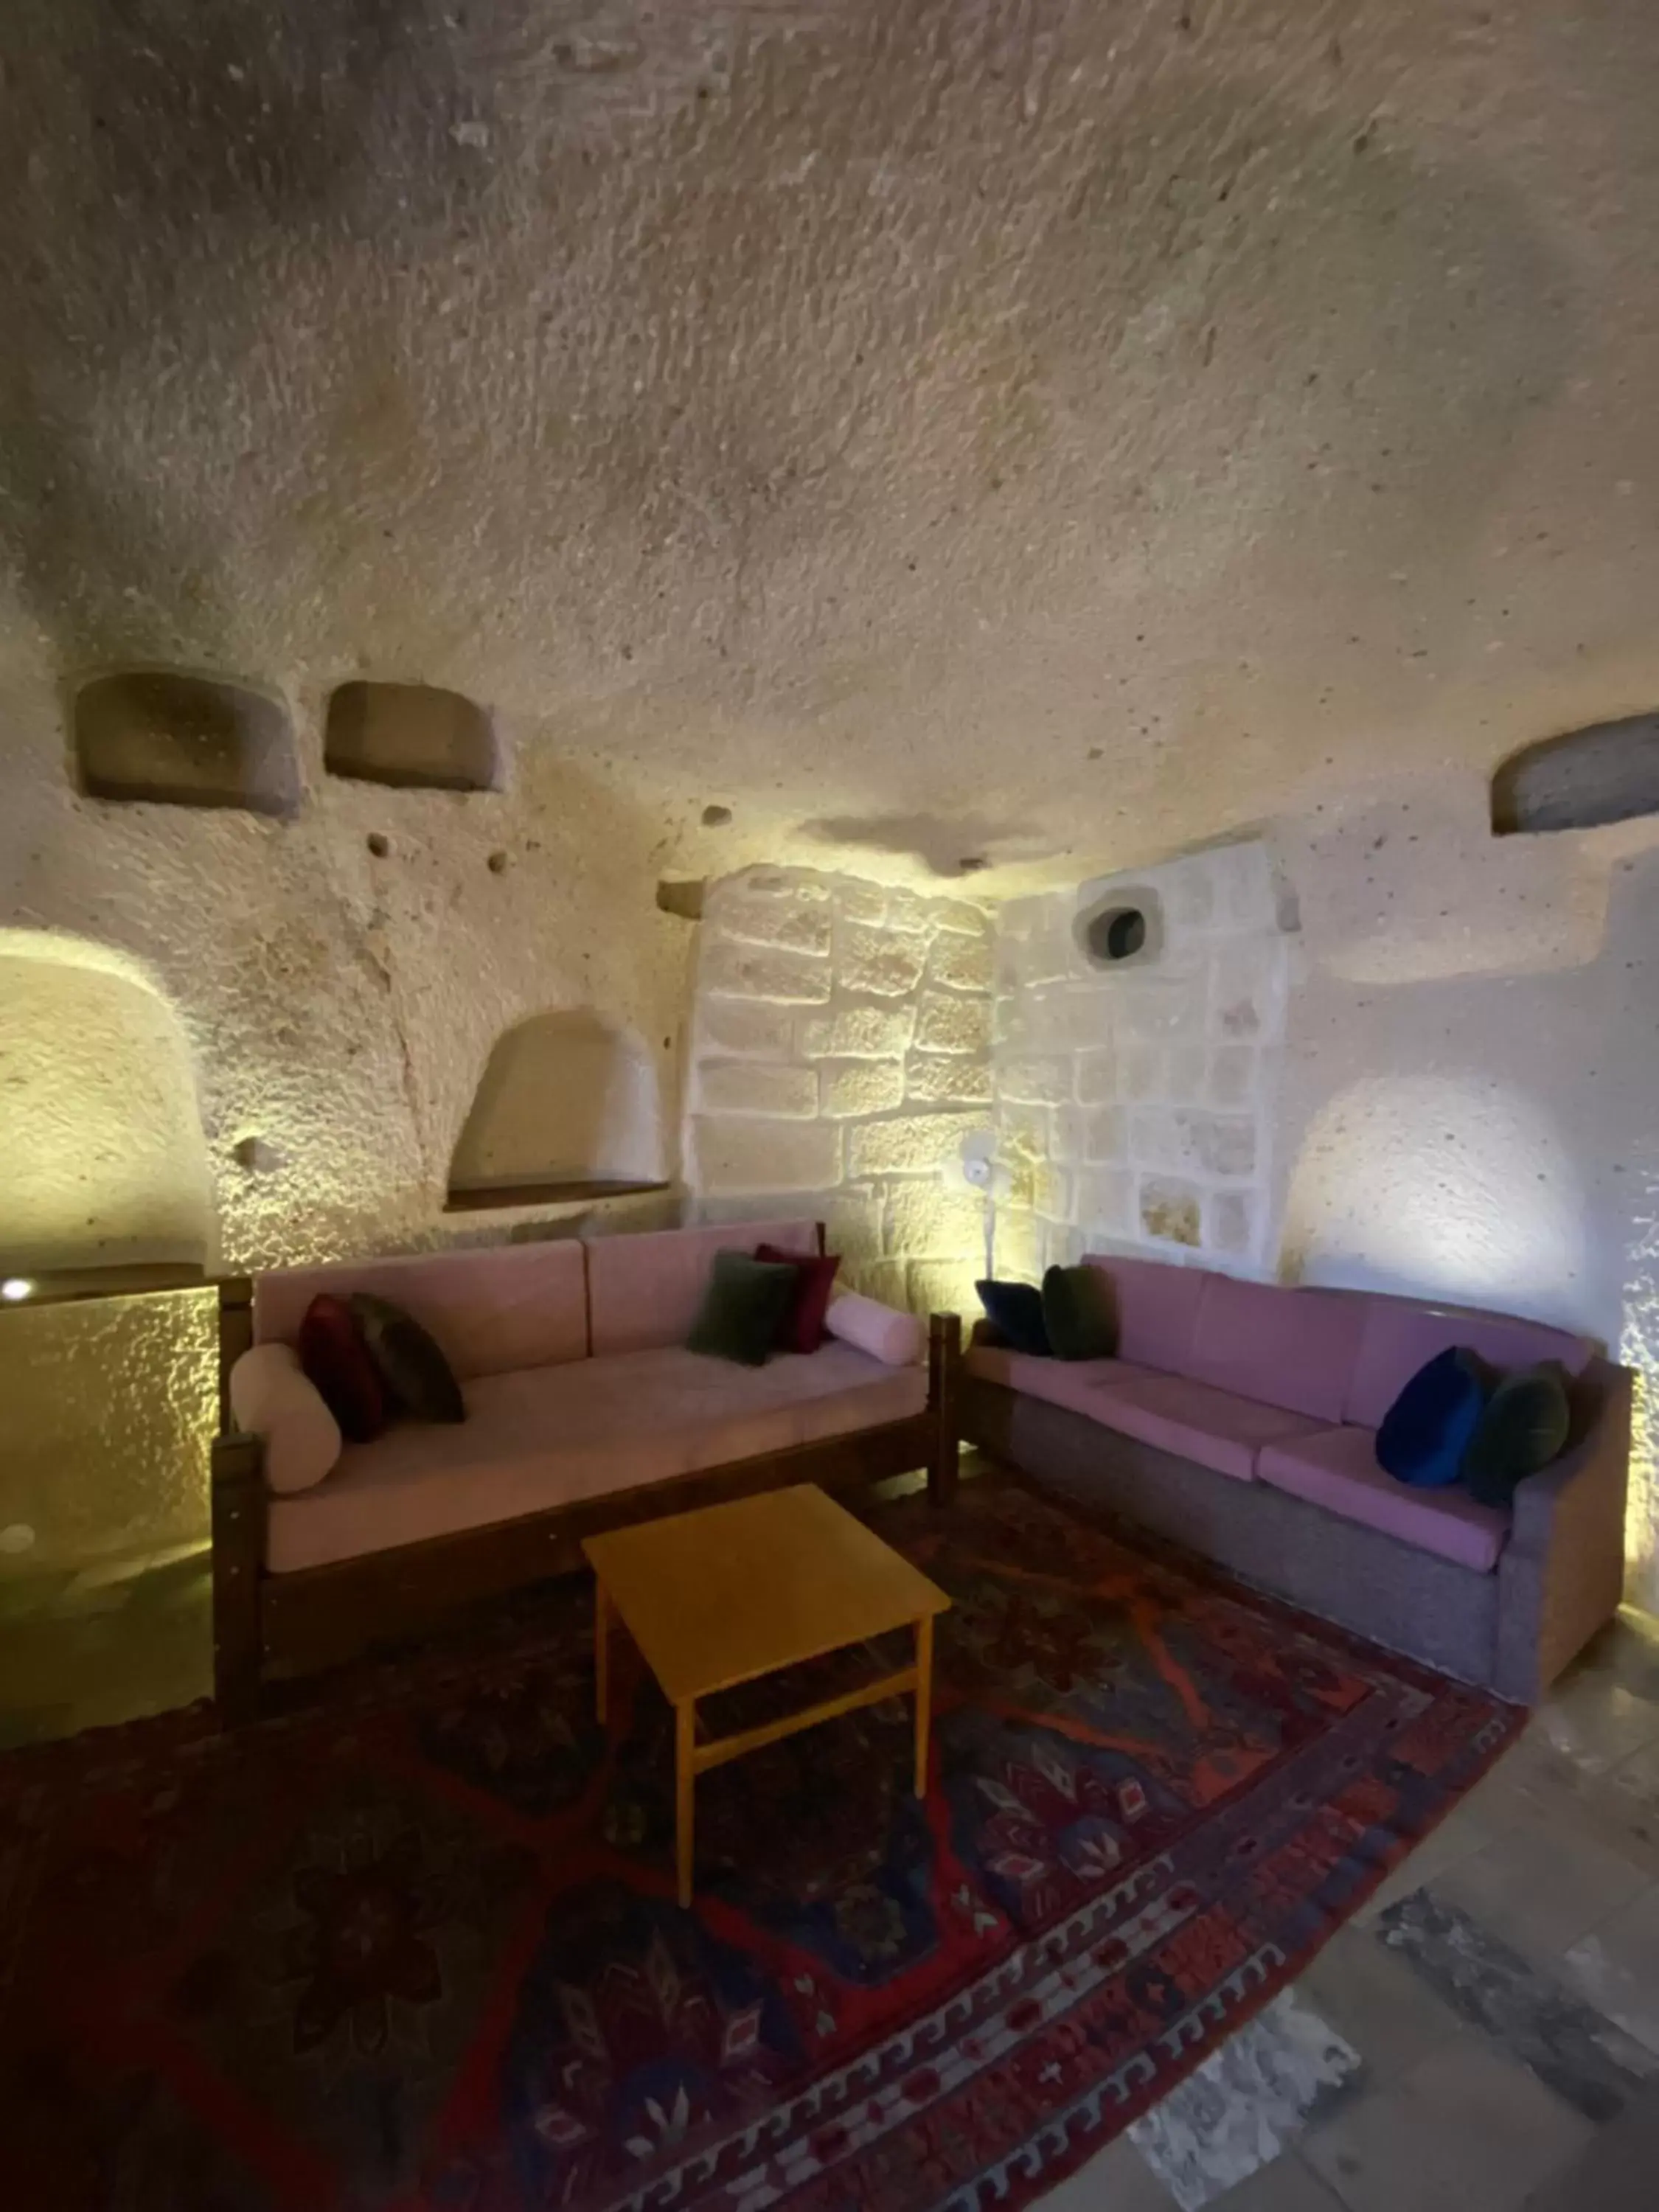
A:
[{"left": 0, "top": 1476, "right": 1520, "bottom": 2211}]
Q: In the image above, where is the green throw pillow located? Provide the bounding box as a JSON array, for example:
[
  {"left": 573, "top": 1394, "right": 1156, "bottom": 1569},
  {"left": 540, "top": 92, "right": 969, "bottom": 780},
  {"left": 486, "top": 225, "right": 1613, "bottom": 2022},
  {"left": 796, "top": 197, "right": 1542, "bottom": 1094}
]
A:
[
  {"left": 1462, "top": 1361, "right": 1571, "bottom": 1507},
  {"left": 1040, "top": 1263, "right": 1117, "bottom": 1362},
  {"left": 686, "top": 1251, "right": 801, "bottom": 1366}
]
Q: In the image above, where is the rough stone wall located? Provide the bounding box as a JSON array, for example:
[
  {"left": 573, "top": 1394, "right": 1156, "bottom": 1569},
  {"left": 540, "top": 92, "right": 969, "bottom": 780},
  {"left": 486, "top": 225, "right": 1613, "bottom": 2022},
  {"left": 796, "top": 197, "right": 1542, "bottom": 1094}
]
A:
[
  {"left": 3, "top": 0, "right": 1656, "bottom": 1592},
  {"left": 1, "top": 1, "right": 1658, "bottom": 899},
  {"left": 0, "top": 727, "right": 693, "bottom": 1577},
  {"left": 0, "top": 745, "right": 694, "bottom": 1273},
  {"left": 685, "top": 869, "right": 992, "bottom": 1313},
  {"left": 991, "top": 844, "right": 1291, "bottom": 1279},
  {"left": 990, "top": 799, "right": 1659, "bottom": 1614}
]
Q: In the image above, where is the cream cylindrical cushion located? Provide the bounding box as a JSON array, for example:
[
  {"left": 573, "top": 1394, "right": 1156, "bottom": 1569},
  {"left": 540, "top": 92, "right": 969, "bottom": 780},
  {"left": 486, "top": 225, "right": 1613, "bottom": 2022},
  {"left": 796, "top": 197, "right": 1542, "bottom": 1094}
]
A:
[
  {"left": 824, "top": 1290, "right": 925, "bottom": 1368},
  {"left": 229, "top": 1343, "right": 343, "bottom": 1495}
]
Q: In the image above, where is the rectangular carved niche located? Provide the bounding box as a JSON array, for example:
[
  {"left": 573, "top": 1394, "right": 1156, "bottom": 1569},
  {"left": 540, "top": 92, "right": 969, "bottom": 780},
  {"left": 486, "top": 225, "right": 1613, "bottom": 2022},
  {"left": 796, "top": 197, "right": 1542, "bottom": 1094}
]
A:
[
  {"left": 324, "top": 681, "right": 498, "bottom": 792},
  {"left": 1492, "top": 712, "right": 1659, "bottom": 835},
  {"left": 75, "top": 670, "right": 297, "bottom": 816}
]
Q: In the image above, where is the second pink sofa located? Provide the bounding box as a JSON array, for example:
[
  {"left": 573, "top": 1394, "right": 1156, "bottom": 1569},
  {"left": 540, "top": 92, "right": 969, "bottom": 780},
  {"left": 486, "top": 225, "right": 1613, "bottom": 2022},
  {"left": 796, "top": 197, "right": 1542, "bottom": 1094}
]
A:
[{"left": 964, "top": 1255, "right": 1630, "bottom": 1702}]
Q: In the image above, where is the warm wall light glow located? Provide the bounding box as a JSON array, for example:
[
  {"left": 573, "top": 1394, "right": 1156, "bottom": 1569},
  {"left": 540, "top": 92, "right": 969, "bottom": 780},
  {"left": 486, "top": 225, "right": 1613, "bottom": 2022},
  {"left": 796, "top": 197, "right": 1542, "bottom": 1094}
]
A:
[
  {"left": 1281, "top": 1076, "right": 1588, "bottom": 1322},
  {"left": 0, "top": 938, "right": 213, "bottom": 1275},
  {"left": 1618, "top": 1176, "right": 1659, "bottom": 1618},
  {"left": 1, "top": 1278, "right": 32, "bottom": 1301}
]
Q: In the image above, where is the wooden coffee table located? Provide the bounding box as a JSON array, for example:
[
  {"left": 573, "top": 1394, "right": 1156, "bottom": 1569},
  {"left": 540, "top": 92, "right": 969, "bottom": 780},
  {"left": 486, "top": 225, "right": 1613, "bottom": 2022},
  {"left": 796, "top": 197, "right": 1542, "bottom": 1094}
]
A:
[{"left": 583, "top": 1485, "right": 950, "bottom": 1907}]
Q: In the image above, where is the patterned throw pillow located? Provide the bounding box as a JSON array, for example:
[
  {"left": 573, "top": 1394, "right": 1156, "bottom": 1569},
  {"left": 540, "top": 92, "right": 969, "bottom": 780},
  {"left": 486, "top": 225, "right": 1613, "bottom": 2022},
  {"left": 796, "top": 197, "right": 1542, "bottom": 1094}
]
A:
[{"left": 348, "top": 1293, "right": 466, "bottom": 1425}]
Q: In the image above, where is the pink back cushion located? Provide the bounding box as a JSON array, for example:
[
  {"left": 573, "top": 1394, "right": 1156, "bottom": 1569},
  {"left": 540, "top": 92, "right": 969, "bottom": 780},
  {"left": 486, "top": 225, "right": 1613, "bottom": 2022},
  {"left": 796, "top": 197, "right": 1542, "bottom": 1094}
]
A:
[
  {"left": 1343, "top": 1295, "right": 1595, "bottom": 1430},
  {"left": 254, "top": 1238, "right": 589, "bottom": 1380},
  {"left": 1080, "top": 1253, "right": 1214, "bottom": 1374},
  {"left": 1184, "top": 1273, "right": 1369, "bottom": 1424},
  {"left": 585, "top": 1218, "right": 819, "bottom": 1357}
]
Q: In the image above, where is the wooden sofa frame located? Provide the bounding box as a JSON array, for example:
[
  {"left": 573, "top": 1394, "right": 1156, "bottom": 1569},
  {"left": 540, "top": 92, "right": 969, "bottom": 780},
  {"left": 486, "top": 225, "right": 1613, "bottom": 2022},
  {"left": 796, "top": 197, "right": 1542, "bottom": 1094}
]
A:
[{"left": 210, "top": 1269, "right": 962, "bottom": 1722}]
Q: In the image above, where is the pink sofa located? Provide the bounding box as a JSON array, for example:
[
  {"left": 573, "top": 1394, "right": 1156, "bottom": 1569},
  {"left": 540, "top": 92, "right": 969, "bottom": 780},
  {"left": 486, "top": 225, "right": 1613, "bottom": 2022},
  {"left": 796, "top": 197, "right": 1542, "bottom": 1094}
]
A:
[
  {"left": 964, "top": 1256, "right": 1631, "bottom": 1703},
  {"left": 212, "top": 1219, "right": 960, "bottom": 1717}
]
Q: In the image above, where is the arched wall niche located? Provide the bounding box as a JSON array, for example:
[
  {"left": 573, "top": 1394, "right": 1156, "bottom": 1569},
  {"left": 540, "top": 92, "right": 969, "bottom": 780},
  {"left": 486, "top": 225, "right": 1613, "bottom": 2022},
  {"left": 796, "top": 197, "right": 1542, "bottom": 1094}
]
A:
[
  {"left": 0, "top": 931, "right": 215, "bottom": 1281},
  {"left": 446, "top": 1008, "right": 668, "bottom": 1210}
]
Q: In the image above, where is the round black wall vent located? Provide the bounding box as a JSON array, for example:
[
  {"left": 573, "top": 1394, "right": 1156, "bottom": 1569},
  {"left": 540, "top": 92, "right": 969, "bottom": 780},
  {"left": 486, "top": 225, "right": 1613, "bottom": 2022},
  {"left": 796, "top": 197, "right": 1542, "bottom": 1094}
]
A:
[
  {"left": 1092, "top": 907, "right": 1147, "bottom": 962},
  {"left": 1074, "top": 886, "right": 1164, "bottom": 971}
]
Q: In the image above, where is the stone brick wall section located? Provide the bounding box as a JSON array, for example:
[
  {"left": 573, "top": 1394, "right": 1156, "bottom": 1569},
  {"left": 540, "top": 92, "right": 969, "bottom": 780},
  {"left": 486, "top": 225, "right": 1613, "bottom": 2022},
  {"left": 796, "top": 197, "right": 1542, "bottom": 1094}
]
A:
[
  {"left": 686, "top": 867, "right": 994, "bottom": 1314},
  {"left": 992, "top": 841, "right": 1292, "bottom": 1280}
]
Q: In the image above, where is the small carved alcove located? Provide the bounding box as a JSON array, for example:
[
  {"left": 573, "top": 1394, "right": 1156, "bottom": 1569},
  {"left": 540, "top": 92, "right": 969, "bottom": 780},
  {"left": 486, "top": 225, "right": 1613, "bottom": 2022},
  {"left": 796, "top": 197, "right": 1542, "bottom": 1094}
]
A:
[
  {"left": 74, "top": 669, "right": 296, "bottom": 815},
  {"left": 324, "top": 681, "right": 498, "bottom": 792},
  {"left": 446, "top": 1010, "right": 667, "bottom": 1211},
  {"left": 1492, "top": 712, "right": 1659, "bottom": 835}
]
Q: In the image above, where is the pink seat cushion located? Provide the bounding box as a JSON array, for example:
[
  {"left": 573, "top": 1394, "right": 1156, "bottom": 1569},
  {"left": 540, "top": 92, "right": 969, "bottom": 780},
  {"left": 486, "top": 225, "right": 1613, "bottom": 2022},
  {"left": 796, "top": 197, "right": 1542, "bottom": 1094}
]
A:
[
  {"left": 265, "top": 1342, "right": 923, "bottom": 1573},
  {"left": 1084, "top": 1372, "right": 1329, "bottom": 1483},
  {"left": 1184, "top": 1273, "right": 1368, "bottom": 1424},
  {"left": 1079, "top": 1253, "right": 1214, "bottom": 1373},
  {"left": 1343, "top": 1296, "right": 1594, "bottom": 1430},
  {"left": 1257, "top": 1425, "right": 1512, "bottom": 1573},
  {"left": 965, "top": 1344, "right": 1160, "bottom": 1419},
  {"left": 585, "top": 1219, "right": 819, "bottom": 1357},
  {"left": 256, "top": 1239, "right": 588, "bottom": 1381}
]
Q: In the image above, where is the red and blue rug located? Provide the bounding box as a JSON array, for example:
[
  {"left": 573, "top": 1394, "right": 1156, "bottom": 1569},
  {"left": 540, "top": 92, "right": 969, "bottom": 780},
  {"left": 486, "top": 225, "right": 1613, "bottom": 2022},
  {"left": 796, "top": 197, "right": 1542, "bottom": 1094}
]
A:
[{"left": 0, "top": 1476, "right": 1520, "bottom": 2211}]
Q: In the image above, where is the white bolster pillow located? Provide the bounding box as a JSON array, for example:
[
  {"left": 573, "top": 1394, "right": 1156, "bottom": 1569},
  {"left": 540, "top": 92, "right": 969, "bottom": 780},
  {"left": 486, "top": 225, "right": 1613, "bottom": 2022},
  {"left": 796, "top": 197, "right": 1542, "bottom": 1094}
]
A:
[
  {"left": 229, "top": 1343, "right": 342, "bottom": 1495},
  {"left": 825, "top": 1290, "right": 925, "bottom": 1368}
]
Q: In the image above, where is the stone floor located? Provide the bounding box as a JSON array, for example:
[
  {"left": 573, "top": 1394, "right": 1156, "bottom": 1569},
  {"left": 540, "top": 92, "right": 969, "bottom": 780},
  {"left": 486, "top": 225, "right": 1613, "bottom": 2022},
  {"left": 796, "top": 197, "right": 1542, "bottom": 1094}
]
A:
[
  {"left": 1041, "top": 1604, "right": 1659, "bottom": 2212},
  {"left": 3, "top": 1542, "right": 1659, "bottom": 2208}
]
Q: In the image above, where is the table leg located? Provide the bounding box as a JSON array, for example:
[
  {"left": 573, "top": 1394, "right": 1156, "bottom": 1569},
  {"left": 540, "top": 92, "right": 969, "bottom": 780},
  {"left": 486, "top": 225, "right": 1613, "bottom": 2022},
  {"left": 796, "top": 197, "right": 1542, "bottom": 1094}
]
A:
[
  {"left": 594, "top": 1576, "right": 609, "bottom": 1725},
  {"left": 914, "top": 1615, "right": 934, "bottom": 1798},
  {"left": 675, "top": 1701, "right": 696, "bottom": 1909}
]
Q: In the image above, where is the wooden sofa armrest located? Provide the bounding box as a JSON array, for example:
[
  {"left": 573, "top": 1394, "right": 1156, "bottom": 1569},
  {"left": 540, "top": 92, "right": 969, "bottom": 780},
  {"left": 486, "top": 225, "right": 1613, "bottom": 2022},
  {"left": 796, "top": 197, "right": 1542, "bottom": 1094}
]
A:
[
  {"left": 217, "top": 1275, "right": 254, "bottom": 1429},
  {"left": 928, "top": 1312, "right": 963, "bottom": 1505},
  {"left": 967, "top": 1317, "right": 1004, "bottom": 1352},
  {"left": 1495, "top": 1357, "right": 1632, "bottom": 1701},
  {"left": 212, "top": 1429, "right": 266, "bottom": 1724}
]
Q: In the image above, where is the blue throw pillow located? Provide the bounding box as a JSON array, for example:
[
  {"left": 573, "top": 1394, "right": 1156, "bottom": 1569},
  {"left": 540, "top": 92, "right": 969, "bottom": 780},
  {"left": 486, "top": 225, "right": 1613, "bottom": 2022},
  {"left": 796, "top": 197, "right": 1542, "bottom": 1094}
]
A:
[
  {"left": 975, "top": 1279, "right": 1051, "bottom": 1357},
  {"left": 1377, "top": 1347, "right": 1489, "bottom": 1489}
]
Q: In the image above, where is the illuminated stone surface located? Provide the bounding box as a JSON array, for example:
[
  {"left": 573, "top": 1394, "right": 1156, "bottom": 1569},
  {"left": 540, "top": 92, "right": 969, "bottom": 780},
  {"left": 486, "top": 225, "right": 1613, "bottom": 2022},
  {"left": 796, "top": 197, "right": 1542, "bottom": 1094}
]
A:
[
  {"left": 687, "top": 868, "right": 991, "bottom": 1310},
  {"left": 992, "top": 842, "right": 1290, "bottom": 1276},
  {"left": 0, "top": 1289, "right": 215, "bottom": 1573},
  {"left": 0, "top": 936, "right": 213, "bottom": 1274},
  {"left": 449, "top": 1008, "right": 666, "bottom": 1194}
]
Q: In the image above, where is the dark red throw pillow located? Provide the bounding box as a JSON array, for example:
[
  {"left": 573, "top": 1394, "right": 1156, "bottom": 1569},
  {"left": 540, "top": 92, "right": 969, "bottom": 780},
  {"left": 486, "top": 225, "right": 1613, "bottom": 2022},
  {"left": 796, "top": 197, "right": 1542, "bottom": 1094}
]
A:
[
  {"left": 296, "top": 1293, "right": 389, "bottom": 1444},
  {"left": 756, "top": 1243, "right": 841, "bottom": 1354}
]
